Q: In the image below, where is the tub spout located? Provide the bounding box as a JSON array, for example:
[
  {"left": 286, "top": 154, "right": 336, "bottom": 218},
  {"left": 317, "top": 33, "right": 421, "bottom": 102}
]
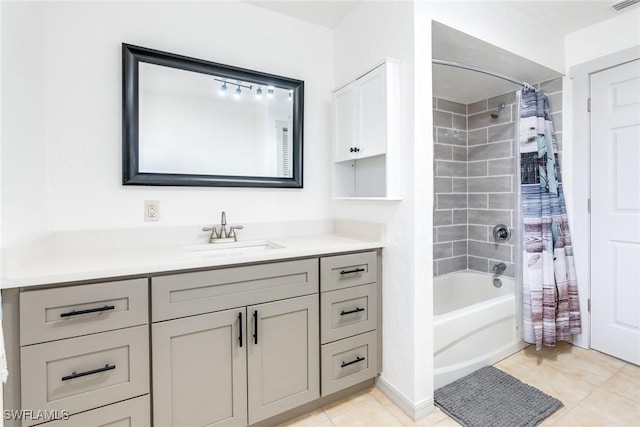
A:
[{"left": 493, "top": 263, "right": 507, "bottom": 275}]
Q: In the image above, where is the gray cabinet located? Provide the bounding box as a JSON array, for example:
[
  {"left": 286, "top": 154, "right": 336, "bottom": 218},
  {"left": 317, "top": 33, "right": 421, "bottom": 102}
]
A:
[
  {"left": 17, "top": 279, "right": 150, "bottom": 427},
  {"left": 319, "top": 251, "right": 380, "bottom": 396},
  {"left": 13, "top": 250, "right": 379, "bottom": 427},
  {"left": 43, "top": 396, "right": 150, "bottom": 427},
  {"left": 152, "top": 309, "right": 247, "bottom": 427},
  {"left": 247, "top": 295, "right": 319, "bottom": 424},
  {"left": 150, "top": 260, "right": 320, "bottom": 426}
]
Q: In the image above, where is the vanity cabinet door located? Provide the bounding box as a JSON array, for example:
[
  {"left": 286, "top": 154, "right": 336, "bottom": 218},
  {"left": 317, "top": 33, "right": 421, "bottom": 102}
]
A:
[
  {"left": 152, "top": 309, "right": 247, "bottom": 427},
  {"left": 247, "top": 295, "right": 319, "bottom": 424}
]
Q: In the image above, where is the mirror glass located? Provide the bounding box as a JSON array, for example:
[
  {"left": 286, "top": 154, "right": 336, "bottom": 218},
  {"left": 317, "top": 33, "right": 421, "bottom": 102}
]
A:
[{"left": 123, "top": 44, "right": 303, "bottom": 188}]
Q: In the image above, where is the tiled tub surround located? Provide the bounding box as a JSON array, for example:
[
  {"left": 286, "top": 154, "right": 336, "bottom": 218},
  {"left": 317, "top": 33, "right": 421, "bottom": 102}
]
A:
[
  {"left": 433, "top": 98, "right": 468, "bottom": 275},
  {"left": 433, "top": 78, "right": 563, "bottom": 277}
]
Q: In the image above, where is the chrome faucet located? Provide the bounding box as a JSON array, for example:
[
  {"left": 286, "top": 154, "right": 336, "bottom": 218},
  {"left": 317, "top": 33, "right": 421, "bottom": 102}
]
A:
[{"left": 202, "top": 211, "right": 243, "bottom": 243}]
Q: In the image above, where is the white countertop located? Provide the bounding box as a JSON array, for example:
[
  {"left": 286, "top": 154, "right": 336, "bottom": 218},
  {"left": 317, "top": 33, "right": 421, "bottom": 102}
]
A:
[{"left": 1, "top": 234, "right": 383, "bottom": 289}]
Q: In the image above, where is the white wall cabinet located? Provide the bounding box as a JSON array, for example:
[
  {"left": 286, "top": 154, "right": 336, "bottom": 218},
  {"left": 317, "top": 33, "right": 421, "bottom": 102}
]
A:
[{"left": 332, "top": 59, "right": 400, "bottom": 199}]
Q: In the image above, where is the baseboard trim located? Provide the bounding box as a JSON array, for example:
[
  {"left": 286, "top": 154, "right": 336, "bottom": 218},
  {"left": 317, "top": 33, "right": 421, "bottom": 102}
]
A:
[{"left": 375, "top": 376, "right": 435, "bottom": 421}]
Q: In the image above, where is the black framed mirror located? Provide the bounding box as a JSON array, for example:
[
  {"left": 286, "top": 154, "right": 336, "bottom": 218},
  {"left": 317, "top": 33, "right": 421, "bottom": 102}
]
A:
[{"left": 122, "top": 44, "right": 304, "bottom": 188}]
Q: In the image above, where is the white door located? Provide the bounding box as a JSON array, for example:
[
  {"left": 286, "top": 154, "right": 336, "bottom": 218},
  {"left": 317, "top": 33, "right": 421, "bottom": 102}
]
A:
[{"left": 590, "top": 59, "right": 640, "bottom": 365}]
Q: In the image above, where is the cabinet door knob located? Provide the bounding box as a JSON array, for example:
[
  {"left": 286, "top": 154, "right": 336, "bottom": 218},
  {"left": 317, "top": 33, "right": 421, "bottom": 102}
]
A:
[
  {"left": 354, "top": 147, "right": 360, "bottom": 153},
  {"left": 349, "top": 147, "right": 354, "bottom": 153}
]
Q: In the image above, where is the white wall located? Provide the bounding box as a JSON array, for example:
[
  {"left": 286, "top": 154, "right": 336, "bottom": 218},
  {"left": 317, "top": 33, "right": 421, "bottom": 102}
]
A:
[
  {"left": 565, "top": 8, "right": 640, "bottom": 68},
  {"left": 1, "top": 1, "right": 333, "bottom": 241},
  {"left": 1, "top": 3, "right": 48, "bottom": 246},
  {"left": 333, "top": 1, "right": 434, "bottom": 415}
]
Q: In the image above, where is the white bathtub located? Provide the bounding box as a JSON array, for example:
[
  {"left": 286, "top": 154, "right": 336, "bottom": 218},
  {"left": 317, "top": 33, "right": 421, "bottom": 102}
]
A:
[{"left": 433, "top": 271, "right": 525, "bottom": 389}]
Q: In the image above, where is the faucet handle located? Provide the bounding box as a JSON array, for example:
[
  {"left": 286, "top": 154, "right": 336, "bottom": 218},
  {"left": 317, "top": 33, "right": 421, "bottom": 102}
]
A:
[
  {"left": 202, "top": 226, "right": 218, "bottom": 240},
  {"left": 229, "top": 225, "right": 243, "bottom": 240}
]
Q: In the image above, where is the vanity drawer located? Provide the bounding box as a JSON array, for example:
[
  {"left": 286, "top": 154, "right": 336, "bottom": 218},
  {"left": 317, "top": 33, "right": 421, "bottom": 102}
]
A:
[
  {"left": 20, "top": 278, "right": 148, "bottom": 345},
  {"left": 152, "top": 258, "right": 318, "bottom": 322},
  {"left": 321, "top": 283, "right": 377, "bottom": 344},
  {"left": 43, "top": 395, "right": 150, "bottom": 427},
  {"left": 20, "top": 325, "right": 149, "bottom": 426},
  {"left": 321, "top": 331, "right": 377, "bottom": 396},
  {"left": 320, "top": 252, "right": 377, "bottom": 292}
]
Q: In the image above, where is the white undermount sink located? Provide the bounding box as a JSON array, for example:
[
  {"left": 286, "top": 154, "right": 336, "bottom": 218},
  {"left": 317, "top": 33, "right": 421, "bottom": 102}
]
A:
[{"left": 183, "top": 240, "right": 284, "bottom": 257}]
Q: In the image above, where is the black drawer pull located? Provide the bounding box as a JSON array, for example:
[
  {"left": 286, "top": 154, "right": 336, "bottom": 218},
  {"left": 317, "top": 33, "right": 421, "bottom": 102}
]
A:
[
  {"left": 238, "top": 312, "right": 243, "bottom": 348},
  {"left": 340, "top": 307, "right": 365, "bottom": 316},
  {"left": 60, "top": 305, "right": 115, "bottom": 318},
  {"left": 253, "top": 310, "right": 258, "bottom": 345},
  {"left": 341, "top": 356, "right": 365, "bottom": 368},
  {"left": 340, "top": 268, "right": 365, "bottom": 275},
  {"left": 61, "top": 364, "right": 116, "bottom": 381}
]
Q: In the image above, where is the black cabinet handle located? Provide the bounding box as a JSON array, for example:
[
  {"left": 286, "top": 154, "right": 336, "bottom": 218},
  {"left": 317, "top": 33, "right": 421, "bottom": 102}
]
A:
[
  {"left": 340, "top": 307, "right": 365, "bottom": 316},
  {"left": 340, "top": 268, "right": 365, "bottom": 275},
  {"left": 238, "top": 312, "right": 243, "bottom": 348},
  {"left": 253, "top": 310, "right": 258, "bottom": 345},
  {"left": 349, "top": 147, "right": 354, "bottom": 153},
  {"left": 341, "top": 356, "right": 365, "bottom": 368},
  {"left": 60, "top": 305, "right": 115, "bottom": 318},
  {"left": 354, "top": 147, "right": 360, "bottom": 152},
  {"left": 61, "top": 364, "right": 115, "bottom": 381}
]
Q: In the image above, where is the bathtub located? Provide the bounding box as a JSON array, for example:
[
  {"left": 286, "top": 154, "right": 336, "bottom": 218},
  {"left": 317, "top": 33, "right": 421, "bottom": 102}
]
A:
[{"left": 433, "top": 271, "right": 526, "bottom": 389}]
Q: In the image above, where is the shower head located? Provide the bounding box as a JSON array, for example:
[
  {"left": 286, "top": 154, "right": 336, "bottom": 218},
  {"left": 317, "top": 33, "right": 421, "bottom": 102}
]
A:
[{"left": 490, "top": 103, "right": 506, "bottom": 119}]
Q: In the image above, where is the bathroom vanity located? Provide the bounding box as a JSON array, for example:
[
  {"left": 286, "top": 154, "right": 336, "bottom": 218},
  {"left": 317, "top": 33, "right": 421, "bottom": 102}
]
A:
[{"left": 1, "top": 235, "right": 382, "bottom": 427}]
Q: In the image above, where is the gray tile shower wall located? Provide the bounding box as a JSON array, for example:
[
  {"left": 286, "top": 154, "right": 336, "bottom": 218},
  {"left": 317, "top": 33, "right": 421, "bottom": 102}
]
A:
[
  {"left": 466, "top": 90, "right": 517, "bottom": 277},
  {"left": 433, "top": 98, "right": 467, "bottom": 276},
  {"left": 432, "top": 77, "right": 563, "bottom": 278}
]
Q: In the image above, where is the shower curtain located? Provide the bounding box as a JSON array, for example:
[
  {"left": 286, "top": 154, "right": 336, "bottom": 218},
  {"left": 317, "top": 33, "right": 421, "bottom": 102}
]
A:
[{"left": 518, "top": 88, "right": 581, "bottom": 349}]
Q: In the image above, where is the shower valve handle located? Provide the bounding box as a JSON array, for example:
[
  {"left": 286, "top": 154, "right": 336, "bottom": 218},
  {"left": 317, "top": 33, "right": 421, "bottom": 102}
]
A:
[{"left": 493, "top": 224, "right": 511, "bottom": 242}]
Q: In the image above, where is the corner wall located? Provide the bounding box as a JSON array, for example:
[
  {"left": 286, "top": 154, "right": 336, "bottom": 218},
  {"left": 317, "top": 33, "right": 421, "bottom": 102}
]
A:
[
  {"left": 1, "top": 3, "right": 48, "bottom": 246},
  {"left": 333, "top": 0, "right": 434, "bottom": 416}
]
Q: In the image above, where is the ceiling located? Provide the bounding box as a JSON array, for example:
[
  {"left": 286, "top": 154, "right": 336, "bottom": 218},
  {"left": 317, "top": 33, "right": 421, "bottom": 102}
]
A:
[
  {"left": 243, "top": 1, "right": 637, "bottom": 103},
  {"left": 432, "top": 22, "right": 563, "bottom": 103},
  {"left": 244, "top": 1, "right": 360, "bottom": 28},
  {"left": 244, "top": 1, "right": 632, "bottom": 31}
]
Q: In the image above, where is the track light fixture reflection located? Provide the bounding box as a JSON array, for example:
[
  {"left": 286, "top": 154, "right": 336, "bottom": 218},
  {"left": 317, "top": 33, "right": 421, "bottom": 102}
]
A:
[
  {"left": 215, "top": 78, "right": 252, "bottom": 99},
  {"left": 214, "top": 79, "right": 285, "bottom": 102}
]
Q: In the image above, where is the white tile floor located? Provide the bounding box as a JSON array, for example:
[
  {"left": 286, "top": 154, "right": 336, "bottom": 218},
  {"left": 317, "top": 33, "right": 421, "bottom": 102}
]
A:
[{"left": 278, "top": 343, "right": 640, "bottom": 427}]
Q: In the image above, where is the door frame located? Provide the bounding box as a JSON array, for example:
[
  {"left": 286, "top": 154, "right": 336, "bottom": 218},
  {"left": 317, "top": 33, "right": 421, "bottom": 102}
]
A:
[{"left": 569, "top": 46, "right": 640, "bottom": 349}]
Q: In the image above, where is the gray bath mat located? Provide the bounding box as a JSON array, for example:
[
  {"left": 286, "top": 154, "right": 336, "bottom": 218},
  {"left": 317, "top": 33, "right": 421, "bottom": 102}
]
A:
[{"left": 434, "top": 366, "right": 563, "bottom": 427}]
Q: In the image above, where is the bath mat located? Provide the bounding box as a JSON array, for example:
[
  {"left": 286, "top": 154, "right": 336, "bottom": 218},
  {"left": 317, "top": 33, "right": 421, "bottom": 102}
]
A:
[{"left": 434, "top": 366, "right": 562, "bottom": 427}]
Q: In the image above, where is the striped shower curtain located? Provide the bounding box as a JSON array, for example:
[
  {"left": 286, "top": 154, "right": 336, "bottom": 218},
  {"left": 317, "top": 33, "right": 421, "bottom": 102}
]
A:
[{"left": 519, "top": 88, "right": 581, "bottom": 349}]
